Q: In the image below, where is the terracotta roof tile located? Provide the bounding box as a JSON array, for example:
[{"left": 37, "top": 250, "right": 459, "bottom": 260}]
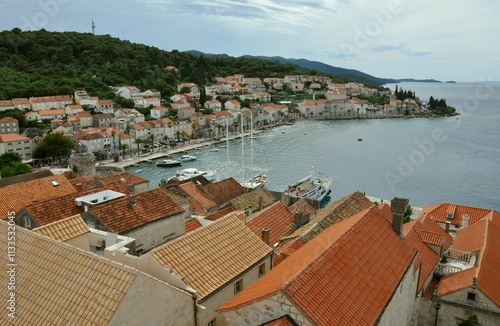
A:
[
  {"left": 246, "top": 201, "right": 295, "bottom": 246},
  {"left": 185, "top": 218, "right": 203, "bottom": 233},
  {"left": 438, "top": 220, "right": 500, "bottom": 306},
  {"left": 68, "top": 172, "right": 148, "bottom": 191},
  {"left": 33, "top": 214, "right": 89, "bottom": 242},
  {"left": 179, "top": 181, "right": 217, "bottom": 213},
  {"left": 287, "top": 198, "right": 317, "bottom": 216},
  {"left": 22, "top": 180, "right": 130, "bottom": 226},
  {"left": 218, "top": 207, "right": 418, "bottom": 326},
  {"left": 273, "top": 238, "right": 306, "bottom": 266},
  {"left": 283, "top": 191, "right": 373, "bottom": 242},
  {"left": 0, "top": 221, "right": 137, "bottom": 325},
  {"left": 201, "top": 177, "right": 247, "bottom": 205},
  {"left": 204, "top": 206, "right": 235, "bottom": 221},
  {"left": 0, "top": 133, "right": 31, "bottom": 143},
  {"left": 421, "top": 202, "right": 493, "bottom": 226},
  {"left": 0, "top": 174, "right": 77, "bottom": 216},
  {"left": 88, "top": 188, "right": 184, "bottom": 234},
  {"left": 152, "top": 214, "right": 272, "bottom": 300},
  {"left": 230, "top": 188, "right": 277, "bottom": 212}
]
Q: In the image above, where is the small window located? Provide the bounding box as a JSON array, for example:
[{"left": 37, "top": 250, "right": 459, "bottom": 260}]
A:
[
  {"left": 467, "top": 292, "right": 476, "bottom": 303},
  {"left": 258, "top": 264, "right": 266, "bottom": 277},
  {"left": 234, "top": 279, "right": 243, "bottom": 294},
  {"left": 208, "top": 319, "right": 216, "bottom": 326},
  {"left": 24, "top": 216, "right": 32, "bottom": 229}
]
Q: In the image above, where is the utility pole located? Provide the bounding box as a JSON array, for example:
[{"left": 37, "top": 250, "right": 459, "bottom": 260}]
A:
[{"left": 92, "top": 19, "right": 96, "bottom": 35}]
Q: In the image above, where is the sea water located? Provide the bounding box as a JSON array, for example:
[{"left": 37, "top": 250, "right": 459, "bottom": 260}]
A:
[{"left": 127, "top": 82, "right": 500, "bottom": 211}]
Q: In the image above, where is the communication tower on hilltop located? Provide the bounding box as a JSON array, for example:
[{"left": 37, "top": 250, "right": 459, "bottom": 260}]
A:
[{"left": 92, "top": 19, "right": 96, "bottom": 35}]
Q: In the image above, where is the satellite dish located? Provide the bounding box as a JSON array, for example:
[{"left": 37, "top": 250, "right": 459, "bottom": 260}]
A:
[{"left": 469, "top": 255, "right": 476, "bottom": 265}]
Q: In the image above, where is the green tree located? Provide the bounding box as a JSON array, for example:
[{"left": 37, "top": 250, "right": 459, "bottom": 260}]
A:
[
  {"left": 32, "top": 132, "right": 74, "bottom": 161},
  {"left": 0, "top": 152, "right": 33, "bottom": 178}
]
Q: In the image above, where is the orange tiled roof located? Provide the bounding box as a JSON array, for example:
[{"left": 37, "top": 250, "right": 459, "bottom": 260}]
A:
[
  {"left": 201, "top": 177, "right": 247, "bottom": 205},
  {"left": 88, "top": 188, "right": 184, "bottom": 234},
  {"left": 0, "top": 174, "right": 77, "bottom": 217},
  {"left": 204, "top": 206, "right": 235, "bottom": 221},
  {"left": 218, "top": 207, "right": 418, "bottom": 326},
  {"left": 421, "top": 202, "right": 493, "bottom": 226},
  {"left": 22, "top": 180, "right": 130, "bottom": 226},
  {"left": 403, "top": 223, "right": 441, "bottom": 291},
  {"left": 185, "top": 218, "right": 203, "bottom": 233},
  {"left": 0, "top": 220, "right": 137, "bottom": 325},
  {"left": 283, "top": 191, "right": 373, "bottom": 242},
  {"left": 273, "top": 238, "right": 305, "bottom": 266},
  {"left": 438, "top": 219, "right": 500, "bottom": 306},
  {"left": 33, "top": 214, "right": 89, "bottom": 242},
  {"left": 152, "top": 214, "right": 272, "bottom": 300},
  {"left": 179, "top": 181, "right": 217, "bottom": 213},
  {"left": 416, "top": 213, "right": 453, "bottom": 250},
  {"left": 0, "top": 117, "right": 18, "bottom": 122},
  {"left": 0, "top": 133, "right": 30, "bottom": 143},
  {"left": 246, "top": 201, "right": 295, "bottom": 246},
  {"left": 68, "top": 172, "right": 147, "bottom": 191}
]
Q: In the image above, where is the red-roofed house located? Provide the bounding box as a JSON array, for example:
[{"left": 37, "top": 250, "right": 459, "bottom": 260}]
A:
[
  {"left": 420, "top": 202, "right": 496, "bottom": 234},
  {"left": 419, "top": 219, "right": 500, "bottom": 326},
  {"left": 81, "top": 188, "right": 188, "bottom": 252},
  {"left": 0, "top": 117, "right": 19, "bottom": 134},
  {"left": 217, "top": 206, "right": 420, "bottom": 326},
  {"left": 0, "top": 133, "right": 34, "bottom": 159}
]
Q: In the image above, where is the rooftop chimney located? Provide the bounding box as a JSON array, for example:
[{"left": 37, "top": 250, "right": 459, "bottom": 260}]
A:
[
  {"left": 261, "top": 228, "right": 270, "bottom": 245},
  {"left": 128, "top": 193, "right": 136, "bottom": 206},
  {"left": 391, "top": 197, "right": 409, "bottom": 237},
  {"left": 258, "top": 196, "right": 263, "bottom": 211},
  {"left": 293, "top": 210, "right": 310, "bottom": 229},
  {"left": 461, "top": 214, "right": 470, "bottom": 228},
  {"left": 445, "top": 221, "right": 451, "bottom": 234},
  {"left": 159, "top": 179, "right": 167, "bottom": 189}
]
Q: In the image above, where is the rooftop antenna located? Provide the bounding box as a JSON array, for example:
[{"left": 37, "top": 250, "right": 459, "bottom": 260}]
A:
[{"left": 92, "top": 19, "right": 96, "bottom": 35}]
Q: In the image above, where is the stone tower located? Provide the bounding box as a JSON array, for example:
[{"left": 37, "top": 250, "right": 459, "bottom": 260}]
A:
[{"left": 69, "top": 152, "right": 96, "bottom": 178}]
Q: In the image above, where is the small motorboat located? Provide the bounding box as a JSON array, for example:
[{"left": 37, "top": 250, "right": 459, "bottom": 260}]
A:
[
  {"left": 358, "top": 138, "right": 363, "bottom": 141},
  {"left": 156, "top": 159, "right": 182, "bottom": 167},
  {"left": 179, "top": 154, "right": 196, "bottom": 162}
]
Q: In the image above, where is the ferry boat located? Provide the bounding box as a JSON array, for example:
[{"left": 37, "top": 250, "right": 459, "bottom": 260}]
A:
[
  {"left": 156, "top": 159, "right": 182, "bottom": 167},
  {"left": 284, "top": 172, "right": 332, "bottom": 201}
]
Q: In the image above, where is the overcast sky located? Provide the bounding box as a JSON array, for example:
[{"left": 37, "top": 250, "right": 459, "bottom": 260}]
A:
[{"left": 1, "top": 0, "right": 499, "bottom": 82}]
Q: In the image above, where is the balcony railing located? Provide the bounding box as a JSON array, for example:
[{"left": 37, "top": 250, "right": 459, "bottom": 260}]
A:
[{"left": 435, "top": 263, "right": 463, "bottom": 276}]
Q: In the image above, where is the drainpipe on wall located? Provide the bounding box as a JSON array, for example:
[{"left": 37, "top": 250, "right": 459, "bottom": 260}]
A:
[
  {"left": 191, "top": 292, "right": 198, "bottom": 326},
  {"left": 434, "top": 303, "right": 441, "bottom": 326}
]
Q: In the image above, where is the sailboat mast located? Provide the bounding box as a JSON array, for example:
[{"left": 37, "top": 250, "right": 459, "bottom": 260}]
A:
[
  {"left": 241, "top": 112, "right": 245, "bottom": 183},
  {"left": 250, "top": 111, "right": 254, "bottom": 183},
  {"left": 226, "top": 112, "right": 229, "bottom": 169}
]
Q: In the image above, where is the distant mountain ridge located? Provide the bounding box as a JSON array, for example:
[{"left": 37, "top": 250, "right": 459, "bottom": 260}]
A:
[{"left": 187, "top": 50, "right": 441, "bottom": 86}]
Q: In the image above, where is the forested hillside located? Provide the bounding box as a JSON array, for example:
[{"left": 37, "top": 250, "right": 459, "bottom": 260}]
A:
[{"left": 0, "top": 28, "right": 320, "bottom": 100}]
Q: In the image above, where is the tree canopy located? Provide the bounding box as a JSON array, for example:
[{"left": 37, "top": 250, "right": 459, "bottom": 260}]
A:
[
  {"left": 0, "top": 152, "right": 32, "bottom": 178},
  {"left": 32, "top": 132, "right": 74, "bottom": 160},
  {"left": 0, "top": 29, "right": 314, "bottom": 100}
]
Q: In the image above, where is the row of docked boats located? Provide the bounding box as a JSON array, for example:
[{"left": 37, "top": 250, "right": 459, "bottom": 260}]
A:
[{"left": 156, "top": 154, "right": 196, "bottom": 167}]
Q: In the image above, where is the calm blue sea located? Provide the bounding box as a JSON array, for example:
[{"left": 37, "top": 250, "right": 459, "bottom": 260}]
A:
[{"left": 127, "top": 82, "right": 500, "bottom": 211}]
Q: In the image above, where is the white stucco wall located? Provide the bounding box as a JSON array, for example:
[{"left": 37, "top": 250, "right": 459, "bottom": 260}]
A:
[{"left": 378, "top": 261, "right": 419, "bottom": 326}]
